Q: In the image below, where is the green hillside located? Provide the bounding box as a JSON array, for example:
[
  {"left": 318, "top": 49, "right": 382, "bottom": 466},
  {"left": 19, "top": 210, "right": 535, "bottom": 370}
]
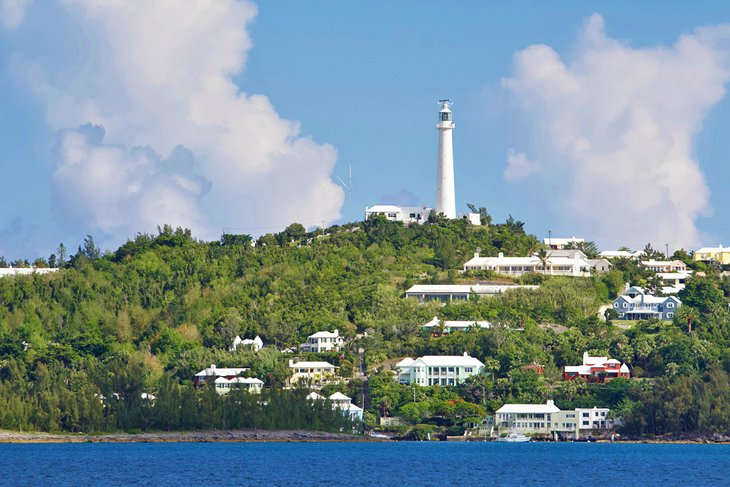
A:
[{"left": 1, "top": 217, "right": 729, "bottom": 437}]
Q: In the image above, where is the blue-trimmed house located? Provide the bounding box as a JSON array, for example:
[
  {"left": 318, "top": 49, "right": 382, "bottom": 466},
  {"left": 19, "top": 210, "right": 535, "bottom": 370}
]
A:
[{"left": 612, "top": 286, "right": 681, "bottom": 321}]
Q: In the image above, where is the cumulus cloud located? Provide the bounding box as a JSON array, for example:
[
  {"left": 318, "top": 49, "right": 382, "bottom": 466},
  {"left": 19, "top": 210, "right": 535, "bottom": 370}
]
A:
[
  {"left": 504, "top": 149, "right": 540, "bottom": 181},
  {"left": 503, "top": 14, "right": 730, "bottom": 249},
  {"left": 0, "top": 0, "right": 30, "bottom": 28},
  {"left": 24, "top": 0, "right": 343, "bottom": 245}
]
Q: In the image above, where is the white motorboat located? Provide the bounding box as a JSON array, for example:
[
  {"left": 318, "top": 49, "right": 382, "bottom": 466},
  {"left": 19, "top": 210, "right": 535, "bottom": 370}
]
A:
[{"left": 496, "top": 432, "right": 531, "bottom": 443}]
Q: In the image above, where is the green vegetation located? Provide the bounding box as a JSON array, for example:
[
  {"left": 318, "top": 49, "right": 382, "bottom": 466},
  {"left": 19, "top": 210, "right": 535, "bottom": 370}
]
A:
[{"left": 0, "top": 219, "right": 729, "bottom": 437}]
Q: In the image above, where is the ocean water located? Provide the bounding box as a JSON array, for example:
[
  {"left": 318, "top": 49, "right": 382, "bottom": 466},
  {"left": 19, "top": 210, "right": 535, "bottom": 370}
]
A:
[{"left": 0, "top": 441, "right": 727, "bottom": 486}]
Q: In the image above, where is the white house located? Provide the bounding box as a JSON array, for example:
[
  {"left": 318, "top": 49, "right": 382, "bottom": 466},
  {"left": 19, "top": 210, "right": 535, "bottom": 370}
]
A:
[
  {"left": 396, "top": 353, "right": 485, "bottom": 386},
  {"left": 422, "top": 316, "right": 492, "bottom": 334},
  {"left": 543, "top": 236, "right": 584, "bottom": 250},
  {"left": 300, "top": 330, "right": 344, "bottom": 353},
  {"left": 194, "top": 364, "right": 249, "bottom": 387},
  {"left": 495, "top": 400, "right": 561, "bottom": 435},
  {"left": 0, "top": 267, "right": 59, "bottom": 277},
  {"left": 657, "top": 271, "right": 692, "bottom": 294},
  {"left": 214, "top": 377, "right": 264, "bottom": 395},
  {"left": 463, "top": 251, "right": 609, "bottom": 277},
  {"left": 405, "top": 284, "right": 539, "bottom": 303},
  {"left": 306, "top": 392, "right": 363, "bottom": 422},
  {"left": 288, "top": 360, "right": 337, "bottom": 386},
  {"left": 364, "top": 205, "right": 432, "bottom": 225},
  {"left": 328, "top": 392, "right": 364, "bottom": 421},
  {"left": 229, "top": 335, "right": 264, "bottom": 352}
]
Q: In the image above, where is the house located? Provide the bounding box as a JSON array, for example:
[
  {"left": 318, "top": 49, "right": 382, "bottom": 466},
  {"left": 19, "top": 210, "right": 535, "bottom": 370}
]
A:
[
  {"left": 364, "top": 205, "right": 432, "bottom": 225},
  {"left": 421, "top": 316, "right": 491, "bottom": 334},
  {"left": 543, "top": 236, "right": 584, "bottom": 250},
  {"left": 328, "top": 392, "right": 364, "bottom": 421},
  {"left": 396, "top": 353, "right": 485, "bottom": 386},
  {"left": 213, "top": 377, "right": 264, "bottom": 395},
  {"left": 693, "top": 245, "right": 730, "bottom": 265},
  {"left": 229, "top": 335, "right": 264, "bottom": 352},
  {"left": 194, "top": 364, "right": 249, "bottom": 387},
  {"left": 300, "top": 330, "right": 344, "bottom": 353},
  {"left": 288, "top": 360, "right": 337, "bottom": 386},
  {"left": 405, "top": 284, "right": 539, "bottom": 303},
  {"left": 0, "top": 267, "right": 59, "bottom": 277},
  {"left": 657, "top": 271, "right": 692, "bottom": 294},
  {"left": 306, "top": 391, "right": 363, "bottom": 422},
  {"left": 496, "top": 400, "right": 613, "bottom": 438},
  {"left": 612, "top": 286, "right": 682, "bottom": 321},
  {"left": 641, "top": 260, "right": 687, "bottom": 273},
  {"left": 563, "top": 352, "right": 630, "bottom": 383},
  {"left": 495, "top": 400, "right": 561, "bottom": 435},
  {"left": 462, "top": 251, "right": 609, "bottom": 277}
]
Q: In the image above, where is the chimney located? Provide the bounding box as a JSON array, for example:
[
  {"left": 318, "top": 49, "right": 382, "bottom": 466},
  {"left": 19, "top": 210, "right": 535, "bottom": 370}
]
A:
[
  {"left": 498, "top": 252, "right": 504, "bottom": 258},
  {"left": 474, "top": 252, "right": 479, "bottom": 259},
  {"left": 334, "top": 329, "right": 338, "bottom": 335},
  {"left": 547, "top": 399, "right": 554, "bottom": 406},
  {"left": 463, "top": 352, "right": 468, "bottom": 357},
  {"left": 210, "top": 364, "right": 216, "bottom": 369}
]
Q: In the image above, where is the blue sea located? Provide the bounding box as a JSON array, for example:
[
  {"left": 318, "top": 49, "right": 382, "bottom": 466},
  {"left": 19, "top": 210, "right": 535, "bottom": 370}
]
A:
[{"left": 0, "top": 441, "right": 727, "bottom": 486}]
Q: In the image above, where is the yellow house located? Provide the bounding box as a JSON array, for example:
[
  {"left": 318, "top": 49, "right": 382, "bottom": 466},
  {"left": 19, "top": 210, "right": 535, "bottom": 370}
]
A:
[{"left": 694, "top": 246, "right": 730, "bottom": 265}]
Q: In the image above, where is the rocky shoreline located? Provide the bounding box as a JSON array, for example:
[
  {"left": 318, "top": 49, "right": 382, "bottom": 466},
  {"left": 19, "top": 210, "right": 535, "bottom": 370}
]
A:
[{"left": 0, "top": 429, "right": 387, "bottom": 444}]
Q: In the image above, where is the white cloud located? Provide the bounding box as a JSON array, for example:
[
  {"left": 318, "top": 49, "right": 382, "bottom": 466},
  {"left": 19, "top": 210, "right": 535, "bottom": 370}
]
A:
[
  {"left": 25, "top": 0, "right": 343, "bottom": 245},
  {"left": 503, "top": 14, "right": 730, "bottom": 249},
  {"left": 0, "top": 0, "right": 30, "bottom": 28},
  {"left": 504, "top": 149, "right": 540, "bottom": 181}
]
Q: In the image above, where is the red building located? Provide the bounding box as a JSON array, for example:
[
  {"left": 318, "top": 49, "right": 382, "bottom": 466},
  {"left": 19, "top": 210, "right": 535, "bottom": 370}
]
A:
[{"left": 563, "top": 352, "right": 630, "bottom": 383}]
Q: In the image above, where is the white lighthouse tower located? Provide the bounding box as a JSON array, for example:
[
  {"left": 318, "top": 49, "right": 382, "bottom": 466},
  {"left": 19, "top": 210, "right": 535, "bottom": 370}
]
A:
[{"left": 435, "top": 99, "right": 456, "bottom": 219}]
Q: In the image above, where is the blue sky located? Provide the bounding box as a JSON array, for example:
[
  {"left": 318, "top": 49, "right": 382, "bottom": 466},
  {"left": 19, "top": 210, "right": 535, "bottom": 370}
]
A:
[{"left": 1, "top": 0, "right": 730, "bottom": 259}]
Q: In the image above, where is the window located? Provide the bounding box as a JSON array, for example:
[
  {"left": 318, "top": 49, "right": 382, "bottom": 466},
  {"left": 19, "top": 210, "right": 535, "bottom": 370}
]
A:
[
  {"left": 667, "top": 312, "right": 674, "bottom": 318},
  {"left": 667, "top": 302, "right": 674, "bottom": 308},
  {"left": 464, "top": 367, "right": 473, "bottom": 373},
  {"left": 582, "top": 421, "right": 589, "bottom": 426},
  {"left": 582, "top": 412, "right": 589, "bottom": 417},
  {"left": 613, "top": 302, "right": 619, "bottom": 308},
  {"left": 623, "top": 302, "right": 627, "bottom": 308}
]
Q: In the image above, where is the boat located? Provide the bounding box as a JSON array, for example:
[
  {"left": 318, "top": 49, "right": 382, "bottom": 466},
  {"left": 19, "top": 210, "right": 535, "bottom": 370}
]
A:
[{"left": 496, "top": 432, "right": 531, "bottom": 443}]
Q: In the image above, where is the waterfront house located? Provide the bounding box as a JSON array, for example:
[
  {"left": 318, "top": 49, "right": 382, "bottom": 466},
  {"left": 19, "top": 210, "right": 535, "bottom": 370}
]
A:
[
  {"left": 396, "top": 353, "right": 484, "bottom": 386},
  {"left": 328, "top": 392, "right": 364, "bottom": 421},
  {"left": 495, "top": 400, "right": 561, "bottom": 435},
  {"left": 563, "top": 352, "right": 630, "bottom": 383},
  {"left": 612, "top": 287, "right": 681, "bottom": 320},
  {"left": 300, "top": 330, "right": 344, "bottom": 353}
]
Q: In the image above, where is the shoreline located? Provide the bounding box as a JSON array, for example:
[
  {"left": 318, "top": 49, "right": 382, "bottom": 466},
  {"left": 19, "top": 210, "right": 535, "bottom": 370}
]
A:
[{"left": 0, "top": 429, "right": 386, "bottom": 444}]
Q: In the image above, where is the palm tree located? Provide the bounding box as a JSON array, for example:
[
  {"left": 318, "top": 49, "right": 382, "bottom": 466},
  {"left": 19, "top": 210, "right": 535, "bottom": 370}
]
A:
[{"left": 536, "top": 248, "right": 549, "bottom": 275}]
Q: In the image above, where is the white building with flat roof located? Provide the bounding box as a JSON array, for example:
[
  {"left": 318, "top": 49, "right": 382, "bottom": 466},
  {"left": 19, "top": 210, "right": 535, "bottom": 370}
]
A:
[
  {"left": 405, "top": 283, "right": 539, "bottom": 303},
  {"left": 214, "top": 377, "right": 264, "bottom": 395},
  {"left": 422, "top": 316, "right": 491, "bottom": 334},
  {"left": 365, "top": 205, "right": 432, "bottom": 225},
  {"left": 463, "top": 251, "right": 608, "bottom": 277},
  {"left": 396, "top": 353, "right": 484, "bottom": 386},
  {"left": 543, "top": 237, "right": 584, "bottom": 250},
  {"left": 495, "top": 400, "right": 561, "bottom": 435}
]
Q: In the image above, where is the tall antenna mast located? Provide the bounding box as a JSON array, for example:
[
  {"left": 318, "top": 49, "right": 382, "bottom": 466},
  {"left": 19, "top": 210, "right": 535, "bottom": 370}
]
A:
[{"left": 336, "top": 164, "right": 353, "bottom": 223}]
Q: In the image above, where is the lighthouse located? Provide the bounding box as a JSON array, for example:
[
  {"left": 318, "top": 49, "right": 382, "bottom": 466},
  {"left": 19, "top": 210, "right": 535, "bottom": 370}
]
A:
[{"left": 435, "top": 99, "right": 456, "bottom": 219}]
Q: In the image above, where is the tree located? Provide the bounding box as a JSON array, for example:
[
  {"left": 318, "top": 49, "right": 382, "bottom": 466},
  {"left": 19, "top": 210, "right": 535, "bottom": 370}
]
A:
[
  {"left": 536, "top": 248, "right": 549, "bottom": 274},
  {"left": 82, "top": 235, "right": 101, "bottom": 260},
  {"left": 57, "top": 243, "right": 67, "bottom": 267},
  {"left": 678, "top": 277, "right": 725, "bottom": 313}
]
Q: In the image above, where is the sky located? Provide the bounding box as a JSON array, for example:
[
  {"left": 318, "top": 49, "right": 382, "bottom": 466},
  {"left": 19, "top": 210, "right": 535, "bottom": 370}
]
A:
[{"left": 1, "top": 0, "right": 730, "bottom": 259}]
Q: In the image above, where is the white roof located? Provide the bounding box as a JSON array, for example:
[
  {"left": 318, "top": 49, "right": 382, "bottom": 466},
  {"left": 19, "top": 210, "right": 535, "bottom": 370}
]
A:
[
  {"left": 695, "top": 246, "right": 728, "bottom": 254},
  {"left": 411, "top": 355, "right": 484, "bottom": 368},
  {"left": 0, "top": 267, "right": 60, "bottom": 277},
  {"left": 422, "top": 316, "right": 491, "bottom": 329},
  {"left": 396, "top": 357, "right": 415, "bottom": 368},
  {"left": 599, "top": 250, "right": 639, "bottom": 259},
  {"left": 328, "top": 392, "right": 351, "bottom": 401},
  {"left": 496, "top": 401, "right": 560, "bottom": 414},
  {"left": 641, "top": 259, "right": 684, "bottom": 267},
  {"left": 365, "top": 205, "right": 402, "bottom": 213},
  {"left": 229, "top": 377, "right": 263, "bottom": 385},
  {"left": 620, "top": 364, "right": 630, "bottom": 373},
  {"left": 306, "top": 392, "right": 324, "bottom": 401},
  {"left": 290, "top": 361, "right": 336, "bottom": 369},
  {"left": 406, "top": 284, "right": 538, "bottom": 295},
  {"left": 656, "top": 271, "right": 692, "bottom": 278},
  {"left": 195, "top": 366, "right": 248, "bottom": 377},
  {"left": 308, "top": 330, "right": 340, "bottom": 338}
]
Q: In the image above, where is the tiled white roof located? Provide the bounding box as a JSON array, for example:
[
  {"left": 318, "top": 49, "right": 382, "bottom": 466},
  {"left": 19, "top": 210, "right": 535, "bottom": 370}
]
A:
[
  {"left": 290, "top": 361, "right": 336, "bottom": 369},
  {"left": 328, "top": 392, "right": 351, "bottom": 401},
  {"left": 195, "top": 366, "right": 248, "bottom": 377},
  {"left": 396, "top": 358, "right": 415, "bottom": 368},
  {"left": 309, "top": 330, "right": 340, "bottom": 338},
  {"left": 422, "top": 316, "right": 491, "bottom": 329},
  {"left": 406, "top": 284, "right": 538, "bottom": 295},
  {"left": 412, "top": 355, "right": 485, "bottom": 368},
  {"left": 496, "top": 401, "right": 560, "bottom": 414}
]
